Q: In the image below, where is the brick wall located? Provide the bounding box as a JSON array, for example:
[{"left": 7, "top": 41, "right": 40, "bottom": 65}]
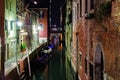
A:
[
  {"left": 89, "top": 0, "right": 120, "bottom": 79},
  {"left": 76, "top": 0, "right": 120, "bottom": 79}
]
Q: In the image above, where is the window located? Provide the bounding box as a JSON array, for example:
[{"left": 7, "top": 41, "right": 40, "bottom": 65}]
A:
[
  {"left": 10, "top": 21, "right": 13, "bottom": 30},
  {"left": 80, "top": 0, "right": 82, "bottom": 17},
  {"left": 85, "top": 58, "right": 87, "bottom": 74},
  {"left": 68, "top": 9, "right": 72, "bottom": 23},
  {"left": 6, "top": 0, "right": 8, "bottom": 9},
  {"left": 75, "top": 6, "right": 77, "bottom": 21},
  {"left": 77, "top": 3, "right": 79, "bottom": 19},
  {"left": 85, "top": 0, "right": 88, "bottom": 13},
  {"left": 73, "top": 8, "right": 75, "bottom": 22},
  {"left": 10, "top": 1, "right": 12, "bottom": 11},
  {"left": 5, "top": 20, "right": 8, "bottom": 30},
  {"left": 90, "top": 0, "right": 94, "bottom": 10},
  {"left": 5, "top": 20, "right": 8, "bottom": 36},
  {"left": 40, "top": 11, "right": 44, "bottom": 18},
  {"left": 89, "top": 63, "right": 94, "bottom": 80},
  {"left": 79, "top": 52, "right": 82, "bottom": 65}
]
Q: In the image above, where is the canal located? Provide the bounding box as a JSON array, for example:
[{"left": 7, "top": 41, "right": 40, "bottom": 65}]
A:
[{"left": 30, "top": 45, "right": 76, "bottom": 80}]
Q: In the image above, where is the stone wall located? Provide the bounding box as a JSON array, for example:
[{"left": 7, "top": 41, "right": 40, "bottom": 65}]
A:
[{"left": 89, "top": 0, "right": 120, "bottom": 79}]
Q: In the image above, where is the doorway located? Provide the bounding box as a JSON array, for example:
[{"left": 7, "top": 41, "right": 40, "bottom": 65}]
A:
[
  {"left": 89, "top": 63, "right": 94, "bottom": 80},
  {"left": 95, "top": 44, "right": 104, "bottom": 80}
]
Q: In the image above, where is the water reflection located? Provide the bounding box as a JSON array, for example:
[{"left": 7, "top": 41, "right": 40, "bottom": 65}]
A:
[{"left": 31, "top": 45, "right": 75, "bottom": 80}]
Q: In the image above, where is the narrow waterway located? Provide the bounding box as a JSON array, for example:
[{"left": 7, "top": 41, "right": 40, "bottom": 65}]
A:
[{"left": 31, "top": 45, "right": 76, "bottom": 80}]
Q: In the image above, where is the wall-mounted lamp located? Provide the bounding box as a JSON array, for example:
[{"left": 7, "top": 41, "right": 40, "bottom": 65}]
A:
[{"left": 33, "top": 1, "right": 37, "bottom": 4}]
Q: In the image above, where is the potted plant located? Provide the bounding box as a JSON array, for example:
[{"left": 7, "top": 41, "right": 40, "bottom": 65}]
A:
[{"left": 20, "top": 40, "right": 26, "bottom": 52}]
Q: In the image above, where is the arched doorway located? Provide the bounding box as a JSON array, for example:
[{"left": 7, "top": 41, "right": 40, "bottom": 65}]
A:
[{"left": 95, "top": 44, "right": 104, "bottom": 80}]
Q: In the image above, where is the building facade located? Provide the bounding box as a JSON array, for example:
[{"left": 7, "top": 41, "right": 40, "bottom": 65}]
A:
[
  {"left": 5, "top": 0, "right": 17, "bottom": 61},
  {"left": 65, "top": 0, "right": 120, "bottom": 80},
  {"left": 0, "top": 0, "right": 41, "bottom": 79},
  {"left": 39, "top": 8, "right": 48, "bottom": 44}
]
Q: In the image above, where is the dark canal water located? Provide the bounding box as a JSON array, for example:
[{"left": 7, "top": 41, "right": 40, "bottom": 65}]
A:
[{"left": 30, "top": 45, "right": 76, "bottom": 80}]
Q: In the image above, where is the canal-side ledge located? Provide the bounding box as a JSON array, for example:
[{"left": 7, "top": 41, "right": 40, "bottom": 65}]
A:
[{"left": 5, "top": 43, "right": 47, "bottom": 80}]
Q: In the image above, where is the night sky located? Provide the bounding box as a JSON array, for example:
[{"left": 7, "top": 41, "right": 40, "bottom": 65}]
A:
[
  {"left": 26, "top": 0, "right": 49, "bottom": 8},
  {"left": 26, "top": 0, "right": 62, "bottom": 28},
  {"left": 51, "top": 0, "right": 61, "bottom": 27}
]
